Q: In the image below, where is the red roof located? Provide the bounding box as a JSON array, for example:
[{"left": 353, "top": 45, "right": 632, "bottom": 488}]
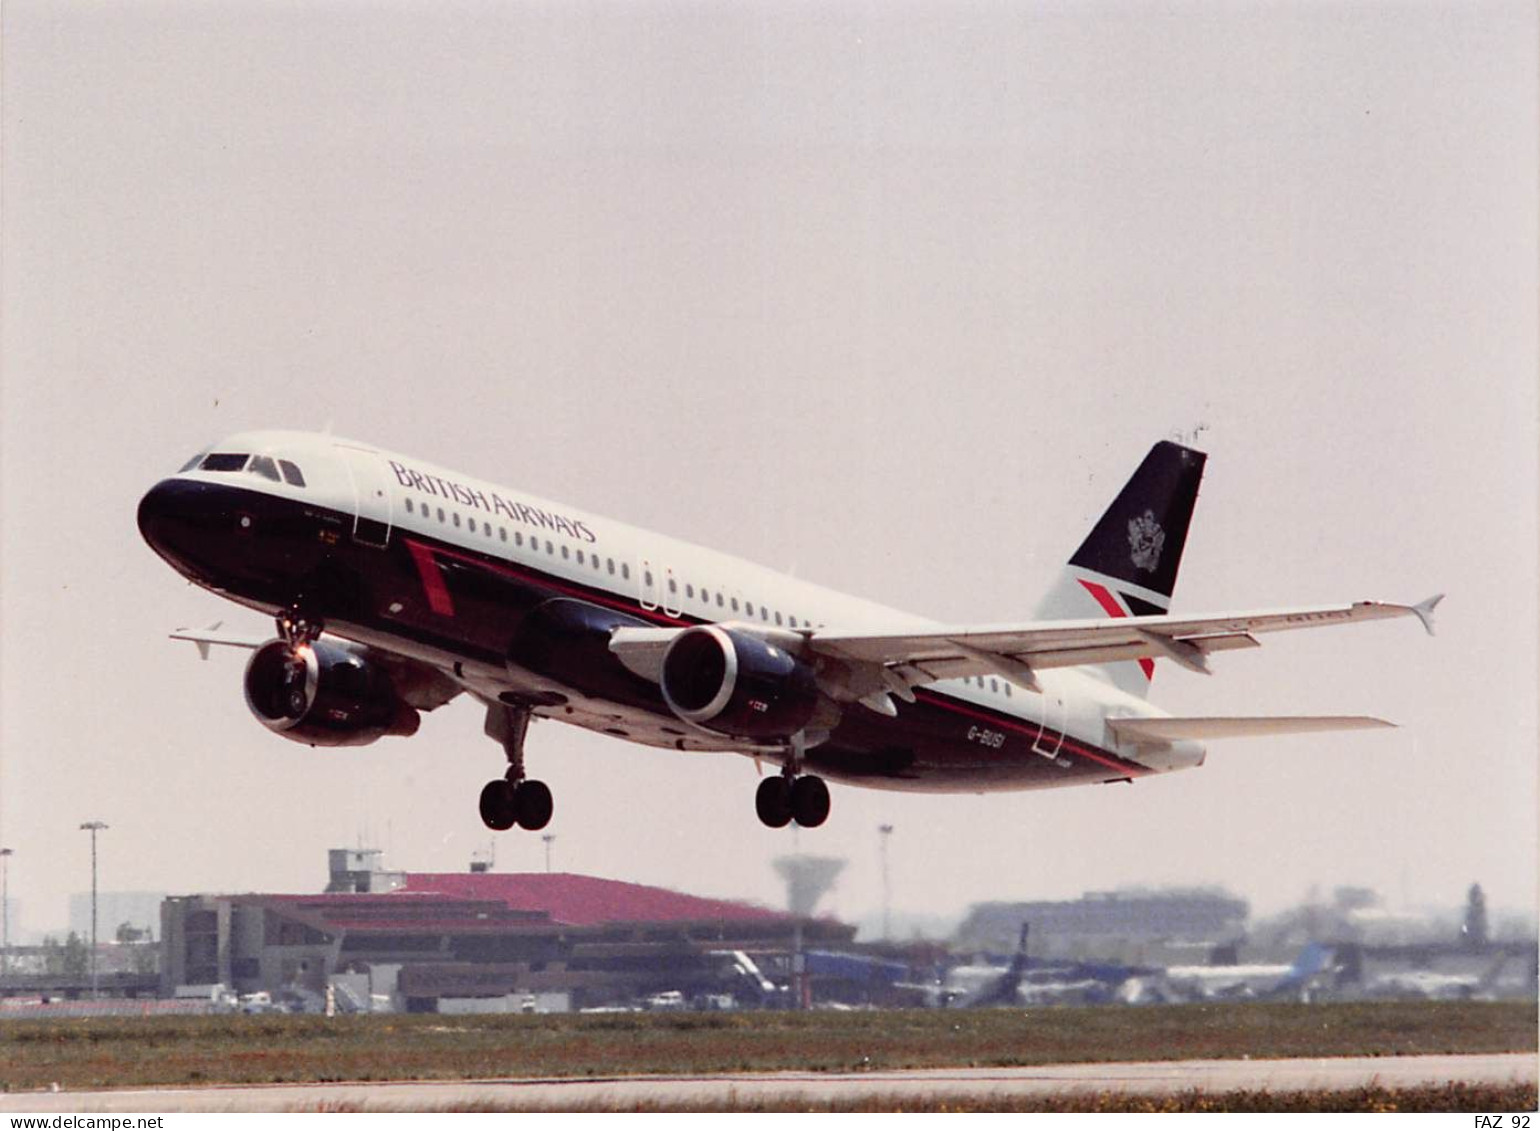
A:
[{"left": 399, "top": 872, "right": 789, "bottom": 927}]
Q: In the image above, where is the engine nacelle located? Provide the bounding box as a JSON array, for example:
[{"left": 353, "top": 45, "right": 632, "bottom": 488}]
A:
[
  {"left": 660, "top": 626, "right": 820, "bottom": 740},
  {"left": 243, "top": 638, "right": 420, "bottom": 747}
]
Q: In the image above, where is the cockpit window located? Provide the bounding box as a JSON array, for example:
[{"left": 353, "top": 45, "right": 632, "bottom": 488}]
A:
[
  {"left": 248, "top": 455, "right": 281, "bottom": 482},
  {"left": 200, "top": 453, "right": 249, "bottom": 472},
  {"left": 278, "top": 460, "right": 306, "bottom": 487},
  {"left": 178, "top": 451, "right": 208, "bottom": 473}
]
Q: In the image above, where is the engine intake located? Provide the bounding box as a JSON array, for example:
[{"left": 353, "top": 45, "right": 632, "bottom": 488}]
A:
[
  {"left": 660, "top": 626, "right": 820, "bottom": 740},
  {"left": 243, "top": 638, "right": 420, "bottom": 747}
]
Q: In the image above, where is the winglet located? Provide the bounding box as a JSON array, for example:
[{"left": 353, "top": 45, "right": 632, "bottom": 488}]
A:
[{"left": 1413, "top": 593, "right": 1444, "bottom": 636}]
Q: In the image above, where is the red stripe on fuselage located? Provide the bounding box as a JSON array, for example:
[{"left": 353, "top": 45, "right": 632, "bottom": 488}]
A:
[
  {"left": 913, "top": 688, "right": 1149, "bottom": 777},
  {"left": 1078, "top": 579, "right": 1155, "bottom": 680},
  {"left": 403, "top": 537, "right": 693, "bottom": 628},
  {"left": 407, "top": 539, "right": 456, "bottom": 616}
]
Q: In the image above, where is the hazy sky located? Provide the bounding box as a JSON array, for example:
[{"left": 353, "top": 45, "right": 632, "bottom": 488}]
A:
[{"left": 2, "top": 1, "right": 1535, "bottom": 939}]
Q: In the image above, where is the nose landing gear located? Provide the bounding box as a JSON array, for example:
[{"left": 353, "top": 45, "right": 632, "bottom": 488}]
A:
[{"left": 480, "top": 703, "right": 554, "bottom": 832}]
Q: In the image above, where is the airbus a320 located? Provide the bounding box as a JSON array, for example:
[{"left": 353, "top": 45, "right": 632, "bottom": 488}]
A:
[{"left": 137, "top": 434, "right": 1439, "bottom": 831}]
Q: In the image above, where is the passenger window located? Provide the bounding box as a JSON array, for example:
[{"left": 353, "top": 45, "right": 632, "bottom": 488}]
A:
[
  {"left": 607, "top": 559, "right": 615, "bottom": 575},
  {"left": 774, "top": 612, "right": 783, "bottom": 626},
  {"left": 546, "top": 540, "right": 554, "bottom": 554},
  {"left": 745, "top": 602, "right": 754, "bottom": 617},
  {"left": 990, "top": 679, "right": 999, "bottom": 693},
  {"left": 452, "top": 513, "right": 461, "bottom": 527},
  {"left": 1005, "top": 684, "right": 1013, "bottom": 697},
  {"left": 644, "top": 570, "right": 653, "bottom": 586},
  {"left": 404, "top": 499, "right": 414, "bottom": 514},
  {"left": 499, "top": 528, "right": 507, "bottom": 541},
  {"left": 716, "top": 593, "right": 724, "bottom": 607},
  {"left": 248, "top": 455, "right": 280, "bottom": 482},
  {"left": 484, "top": 522, "right": 492, "bottom": 536},
  {"left": 437, "top": 508, "right": 446, "bottom": 522},
  {"left": 621, "top": 563, "right": 630, "bottom": 579},
  {"left": 668, "top": 578, "right": 677, "bottom": 593},
  {"left": 515, "top": 532, "right": 524, "bottom": 546},
  {"left": 278, "top": 460, "right": 306, "bottom": 487},
  {"left": 731, "top": 598, "right": 739, "bottom": 612},
  {"left": 561, "top": 546, "right": 569, "bottom": 560},
  {"left": 200, "top": 453, "right": 249, "bottom": 472},
  {"left": 685, "top": 584, "right": 694, "bottom": 599},
  {"left": 577, "top": 550, "right": 585, "bottom": 565}
]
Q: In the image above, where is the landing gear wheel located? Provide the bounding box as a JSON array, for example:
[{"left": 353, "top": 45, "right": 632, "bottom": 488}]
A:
[
  {"left": 755, "top": 776, "right": 794, "bottom": 829},
  {"left": 790, "top": 775, "right": 830, "bottom": 828},
  {"left": 479, "top": 779, "right": 517, "bottom": 831},
  {"left": 513, "top": 779, "right": 554, "bottom": 831}
]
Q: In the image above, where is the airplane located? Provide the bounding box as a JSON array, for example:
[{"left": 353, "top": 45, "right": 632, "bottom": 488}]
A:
[
  {"left": 136, "top": 432, "right": 1441, "bottom": 832},
  {"left": 1162, "top": 942, "right": 1338, "bottom": 1001},
  {"left": 946, "top": 923, "right": 1034, "bottom": 1008},
  {"left": 1362, "top": 955, "right": 1512, "bottom": 1001}
]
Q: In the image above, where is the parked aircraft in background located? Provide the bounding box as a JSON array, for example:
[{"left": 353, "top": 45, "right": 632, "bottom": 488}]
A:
[
  {"left": 1163, "top": 943, "right": 1338, "bottom": 1001},
  {"left": 1365, "top": 956, "right": 1512, "bottom": 1001},
  {"left": 138, "top": 432, "right": 1439, "bottom": 830}
]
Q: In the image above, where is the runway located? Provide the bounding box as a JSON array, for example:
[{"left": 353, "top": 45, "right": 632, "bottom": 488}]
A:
[{"left": 2, "top": 1053, "right": 1533, "bottom": 1112}]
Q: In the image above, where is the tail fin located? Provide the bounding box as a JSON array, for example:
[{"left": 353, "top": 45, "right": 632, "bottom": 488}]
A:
[{"left": 1033, "top": 440, "right": 1207, "bottom": 697}]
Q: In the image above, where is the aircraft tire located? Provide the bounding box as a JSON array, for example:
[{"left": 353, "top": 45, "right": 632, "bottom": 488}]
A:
[
  {"left": 479, "top": 779, "right": 517, "bottom": 831},
  {"left": 790, "top": 774, "right": 830, "bottom": 828},
  {"left": 755, "top": 776, "right": 794, "bottom": 828},
  {"left": 514, "top": 780, "right": 554, "bottom": 831}
]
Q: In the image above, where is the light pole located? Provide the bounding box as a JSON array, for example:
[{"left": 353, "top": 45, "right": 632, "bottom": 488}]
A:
[
  {"left": 79, "top": 822, "right": 108, "bottom": 996},
  {"left": 541, "top": 834, "right": 556, "bottom": 874},
  {"left": 878, "top": 824, "right": 894, "bottom": 941},
  {"left": 0, "top": 847, "right": 12, "bottom": 979}
]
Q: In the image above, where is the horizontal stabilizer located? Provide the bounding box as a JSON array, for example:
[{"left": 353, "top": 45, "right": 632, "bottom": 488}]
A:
[{"left": 1109, "top": 715, "right": 1394, "bottom": 743}]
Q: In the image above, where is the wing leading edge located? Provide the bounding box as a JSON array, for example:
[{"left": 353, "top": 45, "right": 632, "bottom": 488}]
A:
[{"left": 805, "top": 595, "right": 1443, "bottom": 692}]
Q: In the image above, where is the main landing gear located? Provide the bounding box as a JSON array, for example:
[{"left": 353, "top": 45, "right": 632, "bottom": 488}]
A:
[
  {"left": 754, "top": 734, "right": 830, "bottom": 829},
  {"left": 755, "top": 773, "right": 830, "bottom": 829},
  {"left": 479, "top": 703, "right": 554, "bottom": 832}
]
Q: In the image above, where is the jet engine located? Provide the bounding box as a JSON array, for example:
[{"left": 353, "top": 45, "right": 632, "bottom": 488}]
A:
[
  {"left": 243, "top": 638, "right": 420, "bottom": 747},
  {"left": 660, "top": 625, "right": 821, "bottom": 740}
]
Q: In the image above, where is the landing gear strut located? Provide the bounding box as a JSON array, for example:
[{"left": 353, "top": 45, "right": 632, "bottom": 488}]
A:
[
  {"left": 755, "top": 734, "right": 830, "bottom": 829},
  {"left": 479, "top": 703, "right": 554, "bottom": 832},
  {"left": 276, "top": 603, "right": 322, "bottom": 645}
]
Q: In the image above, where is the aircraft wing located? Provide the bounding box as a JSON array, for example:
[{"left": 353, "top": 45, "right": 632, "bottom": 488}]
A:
[
  {"left": 806, "top": 596, "right": 1442, "bottom": 693},
  {"left": 170, "top": 621, "right": 269, "bottom": 658},
  {"left": 610, "top": 596, "right": 1440, "bottom": 714}
]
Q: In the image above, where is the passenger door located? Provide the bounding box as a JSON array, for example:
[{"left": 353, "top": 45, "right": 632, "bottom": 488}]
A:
[{"left": 336, "top": 445, "right": 394, "bottom": 549}]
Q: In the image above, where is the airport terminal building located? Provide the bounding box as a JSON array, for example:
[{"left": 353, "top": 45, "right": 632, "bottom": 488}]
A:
[
  {"left": 956, "top": 888, "right": 1251, "bottom": 962},
  {"left": 160, "top": 851, "right": 853, "bottom": 1012}
]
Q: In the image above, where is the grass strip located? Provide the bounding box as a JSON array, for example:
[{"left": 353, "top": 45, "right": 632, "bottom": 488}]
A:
[{"left": 1, "top": 1001, "right": 1534, "bottom": 1093}]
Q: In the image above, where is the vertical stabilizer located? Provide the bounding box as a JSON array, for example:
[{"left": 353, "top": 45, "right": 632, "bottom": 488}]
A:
[{"left": 1033, "top": 441, "right": 1206, "bottom": 697}]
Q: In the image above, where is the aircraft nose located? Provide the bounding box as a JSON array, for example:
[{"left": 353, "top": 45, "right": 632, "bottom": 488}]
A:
[
  {"left": 136, "top": 478, "right": 182, "bottom": 553},
  {"left": 137, "top": 477, "right": 228, "bottom": 567}
]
